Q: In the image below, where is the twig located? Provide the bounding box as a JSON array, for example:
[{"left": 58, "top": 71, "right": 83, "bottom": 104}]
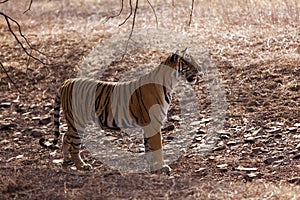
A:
[
  {"left": 0, "top": 12, "right": 46, "bottom": 64},
  {"left": 0, "top": 10, "right": 48, "bottom": 93},
  {"left": 188, "top": 0, "right": 195, "bottom": 26},
  {"left": 0, "top": 0, "right": 9, "bottom": 3},
  {"left": 23, "top": 0, "right": 33, "bottom": 14},
  {"left": 146, "top": 0, "right": 158, "bottom": 29},
  {"left": 0, "top": 62, "right": 22, "bottom": 93},
  {"left": 105, "top": 0, "right": 124, "bottom": 22},
  {"left": 119, "top": 0, "right": 133, "bottom": 26},
  {"left": 123, "top": 0, "right": 138, "bottom": 58}
]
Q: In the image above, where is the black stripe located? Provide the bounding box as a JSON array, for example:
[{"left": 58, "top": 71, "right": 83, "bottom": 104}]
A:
[
  {"left": 137, "top": 80, "right": 149, "bottom": 122},
  {"left": 163, "top": 86, "right": 170, "bottom": 104},
  {"left": 129, "top": 105, "right": 139, "bottom": 123},
  {"left": 71, "top": 142, "right": 81, "bottom": 147},
  {"left": 69, "top": 134, "right": 81, "bottom": 140}
]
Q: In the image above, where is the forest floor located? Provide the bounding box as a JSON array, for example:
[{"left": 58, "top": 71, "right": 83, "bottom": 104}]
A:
[{"left": 1, "top": 0, "right": 300, "bottom": 199}]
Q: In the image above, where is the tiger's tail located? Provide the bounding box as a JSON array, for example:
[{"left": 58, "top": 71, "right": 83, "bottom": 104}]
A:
[{"left": 39, "top": 92, "right": 61, "bottom": 149}]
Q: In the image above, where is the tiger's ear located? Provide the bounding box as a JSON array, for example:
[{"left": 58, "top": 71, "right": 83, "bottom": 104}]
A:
[{"left": 170, "top": 53, "right": 178, "bottom": 62}]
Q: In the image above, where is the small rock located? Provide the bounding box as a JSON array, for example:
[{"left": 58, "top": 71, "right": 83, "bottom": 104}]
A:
[
  {"left": 274, "top": 134, "right": 282, "bottom": 139},
  {"left": 32, "top": 116, "right": 41, "bottom": 121},
  {"left": 212, "top": 145, "right": 226, "bottom": 152},
  {"left": 45, "top": 103, "right": 52, "bottom": 108},
  {"left": 194, "top": 168, "right": 206, "bottom": 173},
  {"left": 216, "top": 164, "right": 228, "bottom": 172},
  {"left": 16, "top": 154, "right": 24, "bottom": 159},
  {"left": 293, "top": 154, "right": 300, "bottom": 160},
  {"left": 161, "top": 124, "right": 175, "bottom": 132},
  {"left": 104, "top": 136, "right": 117, "bottom": 142},
  {"left": 288, "top": 177, "right": 300, "bottom": 185},
  {"left": 22, "top": 112, "right": 31, "bottom": 116},
  {"left": 264, "top": 157, "right": 278, "bottom": 165},
  {"left": 266, "top": 127, "right": 281, "bottom": 134},
  {"left": 220, "top": 134, "right": 230, "bottom": 139},
  {"left": 236, "top": 167, "right": 258, "bottom": 171},
  {"left": 31, "top": 129, "right": 44, "bottom": 138},
  {"left": 287, "top": 127, "right": 298, "bottom": 133},
  {"left": 39, "top": 117, "right": 51, "bottom": 125},
  {"left": 193, "top": 137, "right": 202, "bottom": 142},
  {"left": 53, "top": 159, "right": 63, "bottom": 164},
  {"left": 0, "top": 123, "right": 17, "bottom": 130},
  {"left": 244, "top": 137, "right": 256, "bottom": 144},
  {"left": 196, "top": 129, "right": 206, "bottom": 135},
  {"left": 289, "top": 150, "right": 299, "bottom": 155},
  {"left": 208, "top": 156, "right": 215, "bottom": 161},
  {"left": 244, "top": 172, "right": 262, "bottom": 182},
  {"left": 0, "top": 139, "right": 10, "bottom": 144},
  {"left": 294, "top": 123, "right": 300, "bottom": 127},
  {"left": 200, "top": 118, "right": 213, "bottom": 124},
  {"left": 217, "top": 130, "right": 231, "bottom": 139},
  {"left": 252, "top": 128, "right": 263, "bottom": 135},
  {"left": 185, "top": 154, "right": 194, "bottom": 158},
  {"left": 246, "top": 173, "right": 257, "bottom": 178},
  {"left": 170, "top": 115, "right": 180, "bottom": 121},
  {"left": 217, "top": 164, "right": 228, "bottom": 168},
  {"left": 296, "top": 144, "right": 300, "bottom": 150},
  {"left": 0, "top": 102, "right": 11, "bottom": 108},
  {"left": 227, "top": 141, "right": 238, "bottom": 146},
  {"left": 190, "top": 121, "right": 201, "bottom": 126},
  {"left": 251, "top": 147, "right": 261, "bottom": 154}
]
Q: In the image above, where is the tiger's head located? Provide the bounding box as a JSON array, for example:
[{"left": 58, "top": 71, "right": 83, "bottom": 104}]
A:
[{"left": 167, "top": 48, "right": 202, "bottom": 83}]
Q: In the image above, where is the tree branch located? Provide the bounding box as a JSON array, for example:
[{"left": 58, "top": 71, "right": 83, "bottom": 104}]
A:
[
  {"left": 0, "top": 12, "right": 47, "bottom": 65},
  {"left": 23, "top": 0, "right": 33, "bottom": 14},
  {"left": 123, "top": 0, "right": 138, "bottom": 57},
  {"left": 146, "top": 0, "right": 158, "bottom": 29},
  {"left": 105, "top": 0, "right": 195, "bottom": 55},
  {"left": 119, "top": 0, "right": 133, "bottom": 26},
  {"left": 105, "top": 0, "right": 124, "bottom": 22},
  {"left": 0, "top": 8, "right": 47, "bottom": 94},
  {"left": 188, "top": 0, "right": 195, "bottom": 26},
  {"left": 0, "top": 62, "right": 22, "bottom": 93}
]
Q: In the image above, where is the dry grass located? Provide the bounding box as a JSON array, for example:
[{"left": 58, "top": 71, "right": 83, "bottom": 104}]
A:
[{"left": 1, "top": 0, "right": 300, "bottom": 199}]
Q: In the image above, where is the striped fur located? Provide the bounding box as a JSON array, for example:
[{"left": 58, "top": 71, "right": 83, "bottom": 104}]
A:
[{"left": 39, "top": 49, "right": 201, "bottom": 172}]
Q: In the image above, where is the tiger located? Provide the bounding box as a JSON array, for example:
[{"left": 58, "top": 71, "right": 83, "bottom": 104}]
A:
[{"left": 39, "top": 49, "right": 201, "bottom": 174}]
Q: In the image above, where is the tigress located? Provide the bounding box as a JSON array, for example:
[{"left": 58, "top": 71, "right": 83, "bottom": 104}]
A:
[{"left": 39, "top": 49, "right": 201, "bottom": 173}]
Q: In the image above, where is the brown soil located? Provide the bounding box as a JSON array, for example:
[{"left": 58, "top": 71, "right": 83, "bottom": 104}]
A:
[{"left": 1, "top": 0, "right": 300, "bottom": 199}]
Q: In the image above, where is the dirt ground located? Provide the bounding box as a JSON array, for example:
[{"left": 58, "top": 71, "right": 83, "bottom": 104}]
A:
[{"left": 1, "top": 0, "right": 300, "bottom": 199}]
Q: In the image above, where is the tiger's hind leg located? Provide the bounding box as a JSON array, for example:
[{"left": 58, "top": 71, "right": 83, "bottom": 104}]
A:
[{"left": 63, "top": 128, "right": 92, "bottom": 170}]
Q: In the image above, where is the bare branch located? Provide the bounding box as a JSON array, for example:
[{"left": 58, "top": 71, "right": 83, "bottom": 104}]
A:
[
  {"left": 188, "top": 0, "right": 195, "bottom": 26},
  {"left": 0, "top": 62, "right": 22, "bottom": 93},
  {"left": 105, "top": 0, "right": 124, "bottom": 22},
  {"left": 23, "top": 0, "right": 33, "bottom": 14},
  {"left": 119, "top": 0, "right": 133, "bottom": 26},
  {"left": 146, "top": 0, "right": 158, "bottom": 29},
  {"left": 123, "top": 0, "right": 138, "bottom": 57},
  {"left": 0, "top": 0, "right": 9, "bottom": 3},
  {"left": 0, "top": 12, "right": 46, "bottom": 64}
]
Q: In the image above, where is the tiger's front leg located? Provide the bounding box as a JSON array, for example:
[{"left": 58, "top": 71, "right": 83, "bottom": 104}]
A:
[{"left": 143, "top": 128, "right": 171, "bottom": 174}]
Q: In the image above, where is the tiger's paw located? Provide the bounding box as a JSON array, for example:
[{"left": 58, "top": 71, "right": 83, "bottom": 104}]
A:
[
  {"left": 152, "top": 165, "right": 171, "bottom": 175},
  {"left": 76, "top": 163, "right": 92, "bottom": 171}
]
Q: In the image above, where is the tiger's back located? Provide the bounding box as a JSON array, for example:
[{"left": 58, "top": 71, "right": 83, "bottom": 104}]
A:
[{"left": 60, "top": 78, "right": 170, "bottom": 131}]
